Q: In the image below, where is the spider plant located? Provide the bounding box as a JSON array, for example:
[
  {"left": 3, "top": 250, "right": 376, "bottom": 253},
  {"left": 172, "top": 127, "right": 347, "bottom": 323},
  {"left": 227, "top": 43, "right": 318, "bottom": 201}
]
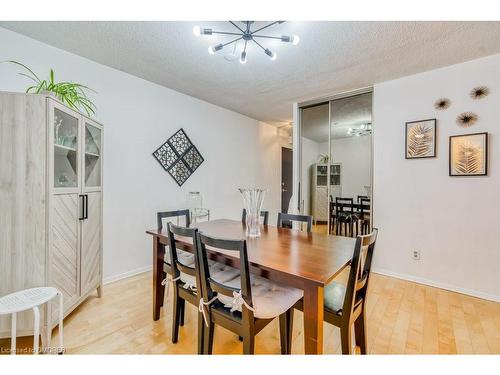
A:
[{"left": 5, "top": 60, "right": 96, "bottom": 116}]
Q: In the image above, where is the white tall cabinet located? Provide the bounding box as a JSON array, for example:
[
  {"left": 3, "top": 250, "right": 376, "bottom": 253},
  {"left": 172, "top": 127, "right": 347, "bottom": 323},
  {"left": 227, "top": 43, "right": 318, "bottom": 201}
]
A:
[
  {"left": 0, "top": 92, "right": 103, "bottom": 341},
  {"left": 310, "top": 163, "right": 342, "bottom": 222}
]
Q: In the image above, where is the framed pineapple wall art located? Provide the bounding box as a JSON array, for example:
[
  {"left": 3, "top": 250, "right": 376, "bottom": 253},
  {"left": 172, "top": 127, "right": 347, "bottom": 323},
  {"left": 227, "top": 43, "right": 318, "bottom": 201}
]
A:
[
  {"left": 405, "top": 119, "right": 437, "bottom": 159},
  {"left": 449, "top": 132, "right": 488, "bottom": 176}
]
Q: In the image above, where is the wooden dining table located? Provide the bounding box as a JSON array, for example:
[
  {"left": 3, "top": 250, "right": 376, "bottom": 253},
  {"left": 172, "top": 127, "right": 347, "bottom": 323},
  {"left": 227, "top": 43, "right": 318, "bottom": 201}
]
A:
[{"left": 145, "top": 219, "right": 356, "bottom": 354}]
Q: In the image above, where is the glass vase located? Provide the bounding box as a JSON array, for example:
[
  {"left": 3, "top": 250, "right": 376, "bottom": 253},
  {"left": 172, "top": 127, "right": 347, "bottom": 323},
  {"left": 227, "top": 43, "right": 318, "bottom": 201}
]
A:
[{"left": 239, "top": 188, "right": 265, "bottom": 238}]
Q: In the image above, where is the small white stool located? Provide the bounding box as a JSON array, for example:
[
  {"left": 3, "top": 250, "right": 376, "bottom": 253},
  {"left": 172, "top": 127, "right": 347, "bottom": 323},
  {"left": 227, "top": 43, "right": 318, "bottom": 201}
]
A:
[{"left": 0, "top": 287, "right": 63, "bottom": 355}]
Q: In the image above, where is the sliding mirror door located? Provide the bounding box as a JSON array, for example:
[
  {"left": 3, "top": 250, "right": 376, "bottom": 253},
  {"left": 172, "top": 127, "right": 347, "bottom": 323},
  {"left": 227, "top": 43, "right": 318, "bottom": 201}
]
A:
[
  {"left": 329, "top": 92, "right": 372, "bottom": 236},
  {"left": 298, "top": 90, "right": 373, "bottom": 236},
  {"left": 300, "top": 102, "right": 330, "bottom": 232}
]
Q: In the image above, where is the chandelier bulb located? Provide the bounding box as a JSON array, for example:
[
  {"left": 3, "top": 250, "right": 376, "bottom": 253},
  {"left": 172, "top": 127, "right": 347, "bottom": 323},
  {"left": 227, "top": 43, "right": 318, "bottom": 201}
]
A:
[
  {"left": 193, "top": 25, "right": 201, "bottom": 37},
  {"left": 292, "top": 35, "right": 300, "bottom": 45},
  {"left": 240, "top": 51, "right": 247, "bottom": 64}
]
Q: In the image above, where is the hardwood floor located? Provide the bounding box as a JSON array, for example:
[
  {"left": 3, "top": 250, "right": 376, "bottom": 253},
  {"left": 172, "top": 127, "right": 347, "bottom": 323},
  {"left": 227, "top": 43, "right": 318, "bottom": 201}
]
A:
[{"left": 1, "top": 271, "right": 499, "bottom": 354}]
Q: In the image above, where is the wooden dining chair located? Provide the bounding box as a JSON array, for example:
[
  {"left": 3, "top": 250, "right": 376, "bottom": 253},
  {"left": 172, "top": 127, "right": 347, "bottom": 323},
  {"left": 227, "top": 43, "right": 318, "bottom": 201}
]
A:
[
  {"left": 294, "top": 229, "right": 378, "bottom": 354},
  {"left": 167, "top": 223, "right": 241, "bottom": 351},
  {"left": 241, "top": 209, "right": 269, "bottom": 226},
  {"left": 195, "top": 232, "right": 303, "bottom": 354},
  {"left": 156, "top": 209, "right": 195, "bottom": 311},
  {"left": 329, "top": 195, "right": 336, "bottom": 234},
  {"left": 277, "top": 212, "right": 313, "bottom": 233},
  {"left": 356, "top": 195, "right": 369, "bottom": 204},
  {"left": 358, "top": 198, "right": 371, "bottom": 235},
  {"left": 335, "top": 198, "right": 359, "bottom": 237}
]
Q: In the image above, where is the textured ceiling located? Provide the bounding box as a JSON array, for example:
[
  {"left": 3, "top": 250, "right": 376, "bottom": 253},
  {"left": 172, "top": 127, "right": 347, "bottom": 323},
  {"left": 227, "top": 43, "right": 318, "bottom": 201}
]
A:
[
  {"left": 2, "top": 21, "right": 500, "bottom": 124},
  {"left": 302, "top": 92, "right": 373, "bottom": 142}
]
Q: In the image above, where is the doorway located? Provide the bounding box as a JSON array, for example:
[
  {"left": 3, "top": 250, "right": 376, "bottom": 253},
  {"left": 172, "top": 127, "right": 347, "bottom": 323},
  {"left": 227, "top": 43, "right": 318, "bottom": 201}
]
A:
[{"left": 281, "top": 147, "right": 293, "bottom": 214}]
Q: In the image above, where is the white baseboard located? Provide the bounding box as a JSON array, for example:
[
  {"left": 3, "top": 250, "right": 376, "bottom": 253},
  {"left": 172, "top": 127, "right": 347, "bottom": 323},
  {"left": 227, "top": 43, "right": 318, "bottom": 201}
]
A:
[
  {"left": 103, "top": 265, "right": 152, "bottom": 285},
  {"left": 373, "top": 267, "right": 500, "bottom": 303}
]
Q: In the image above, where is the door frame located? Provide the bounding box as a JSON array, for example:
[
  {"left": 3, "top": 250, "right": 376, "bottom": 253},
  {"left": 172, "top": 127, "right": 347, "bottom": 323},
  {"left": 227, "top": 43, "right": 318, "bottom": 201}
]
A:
[{"left": 293, "top": 86, "right": 374, "bottom": 232}]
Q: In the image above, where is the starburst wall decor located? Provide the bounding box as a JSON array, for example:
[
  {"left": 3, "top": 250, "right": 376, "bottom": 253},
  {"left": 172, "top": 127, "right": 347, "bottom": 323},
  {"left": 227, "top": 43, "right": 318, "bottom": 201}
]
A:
[{"left": 153, "top": 128, "right": 204, "bottom": 186}]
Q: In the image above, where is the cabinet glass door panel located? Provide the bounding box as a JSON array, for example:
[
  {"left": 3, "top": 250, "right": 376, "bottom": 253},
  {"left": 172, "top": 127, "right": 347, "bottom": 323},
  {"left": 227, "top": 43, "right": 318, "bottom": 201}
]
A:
[
  {"left": 53, "top": 108, "right": 78, "bottom": 188},
  {"left": 84, "top": 123, "right": 101, "bottom": 187}
]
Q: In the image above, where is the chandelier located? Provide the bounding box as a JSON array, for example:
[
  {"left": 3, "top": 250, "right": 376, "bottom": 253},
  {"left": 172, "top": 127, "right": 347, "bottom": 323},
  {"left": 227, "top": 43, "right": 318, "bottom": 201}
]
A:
[{"left": 192, "top": 21, "right": 299, "bottom": 64}]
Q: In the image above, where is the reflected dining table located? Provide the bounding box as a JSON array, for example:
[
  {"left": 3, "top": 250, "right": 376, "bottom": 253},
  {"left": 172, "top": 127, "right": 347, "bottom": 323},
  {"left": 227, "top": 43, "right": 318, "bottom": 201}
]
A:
[{"left": 145, "top": 219, "right": 356, "bottom": 354}]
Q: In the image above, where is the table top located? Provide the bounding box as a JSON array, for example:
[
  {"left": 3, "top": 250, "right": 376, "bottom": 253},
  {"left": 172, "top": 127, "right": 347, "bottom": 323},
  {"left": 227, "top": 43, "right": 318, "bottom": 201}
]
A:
[{"left": 146, "top": 219, "right": 356, "bottom": 287}]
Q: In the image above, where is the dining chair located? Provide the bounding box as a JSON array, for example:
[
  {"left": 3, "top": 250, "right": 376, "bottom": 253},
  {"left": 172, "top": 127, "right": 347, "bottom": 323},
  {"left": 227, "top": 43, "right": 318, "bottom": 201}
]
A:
[
  {"left": 156, "top": 210, "right": 195, "bottom": 311},
  {"left": 335, "top": 198, "right": 359, "bottom": 237},
  {"left": 356, "top": 195, "right": 369, "bottom": 204},
  {"left": 195, "top": 232, "right": 303, "bottom": 354},
  {"left": 358, "top": 198, "right": 371, "bottom": 235},
  {"left": 167, "top": 223, "right": 241, "bottom": 351},
  {"left": 294, "top": 229, "right": 378, "bottom": 354},
  {"left": 241, "top": 209, "right": 269, "bottom": 226},
  {"left": 329, "top": 195, "right": 336, "bottom": 234},
  {"left": 277, "top": 212, "right": 313, "bottom": 233}
]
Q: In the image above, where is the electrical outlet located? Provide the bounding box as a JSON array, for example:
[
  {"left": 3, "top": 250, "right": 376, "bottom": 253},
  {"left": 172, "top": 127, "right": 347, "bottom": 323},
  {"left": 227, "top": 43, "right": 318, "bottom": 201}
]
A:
[{"left": 412, "top": 250, "right": 420, "bottom": 260}]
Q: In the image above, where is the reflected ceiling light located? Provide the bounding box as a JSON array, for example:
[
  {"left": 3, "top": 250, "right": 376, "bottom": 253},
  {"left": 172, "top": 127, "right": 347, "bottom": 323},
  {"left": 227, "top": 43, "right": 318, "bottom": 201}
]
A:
[
  {"left": 193, "top": 21, "right": 299, "bottom": 64},
  {"left": 348, "top": 123, "right": 372, "bottom": 137}
]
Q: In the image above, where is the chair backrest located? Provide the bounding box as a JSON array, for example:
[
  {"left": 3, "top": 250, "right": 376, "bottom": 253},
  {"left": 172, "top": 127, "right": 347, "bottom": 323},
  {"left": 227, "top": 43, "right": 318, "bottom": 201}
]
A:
[
  {"left": 335, "top": 197, "right": 354, "bottom": 214},
  {"left": 195, "top": 232, "right": 254, "bottom": 319},
  {"left": 357, "top": 195, "right": 369, "bottom": 204},
  {"left": 277, "top": 212, "right": 313, "bottom": 233},
  {"left": 342, "top": 229, "right": 378, "bottom": 318},
  {"left": 157, "top": 209, "right": 191, "bottom": 230},
  {"left": 359, "top": 197, "right": 371, "bottom": 215},
  {"left": 241, "top": 209, "right": 269, "bottom": 226},
  {"left": 167, "top": 223, "right": 198, "bottom": 282}
]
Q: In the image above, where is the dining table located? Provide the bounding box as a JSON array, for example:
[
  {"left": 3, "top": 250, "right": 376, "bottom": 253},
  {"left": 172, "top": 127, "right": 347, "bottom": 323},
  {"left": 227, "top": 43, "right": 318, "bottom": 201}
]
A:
[{"left": 145, "top": 218, "right": 356, "bottom": 354}]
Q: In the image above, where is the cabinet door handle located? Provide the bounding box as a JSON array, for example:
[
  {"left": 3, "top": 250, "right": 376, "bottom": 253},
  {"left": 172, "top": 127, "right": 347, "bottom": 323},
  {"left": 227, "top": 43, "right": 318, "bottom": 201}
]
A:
[
  {"left": 79, "top": 195, "right": 85, "bottom": 220},
  {"left": 84, "top": 194, "right": 89, "bottom": 220}
]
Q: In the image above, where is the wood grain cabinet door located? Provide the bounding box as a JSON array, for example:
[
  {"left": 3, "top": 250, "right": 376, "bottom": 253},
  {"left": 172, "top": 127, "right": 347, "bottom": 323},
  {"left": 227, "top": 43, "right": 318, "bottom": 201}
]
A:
[
  {"left": 50, "top": 193, "right": 81, "bottom": 312},
  {"left": 80, "top": 191, "right": 102, "bottom": 296}
]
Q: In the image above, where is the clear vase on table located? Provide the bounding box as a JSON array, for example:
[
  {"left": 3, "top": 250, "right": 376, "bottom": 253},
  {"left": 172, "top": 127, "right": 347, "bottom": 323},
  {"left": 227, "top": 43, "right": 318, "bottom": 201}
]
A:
[{"left": 239, "top": 188, "right": 265, "bottom": 238}]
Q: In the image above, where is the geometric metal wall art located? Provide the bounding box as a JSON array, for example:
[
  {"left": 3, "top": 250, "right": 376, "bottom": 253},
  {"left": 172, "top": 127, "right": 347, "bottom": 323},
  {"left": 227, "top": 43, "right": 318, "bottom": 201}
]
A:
[{"left": 152, "top": 128, "right": 204, "bottom": 186}]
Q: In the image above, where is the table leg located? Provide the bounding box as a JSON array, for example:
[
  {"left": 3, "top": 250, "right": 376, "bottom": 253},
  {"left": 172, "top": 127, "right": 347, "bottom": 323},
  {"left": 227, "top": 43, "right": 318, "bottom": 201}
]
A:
[
  {"left": 153, "top": 236, "right": 165, "bottom": 321},
  {"left": 303, "top": 283, "right": 324, "bottom": 354}
]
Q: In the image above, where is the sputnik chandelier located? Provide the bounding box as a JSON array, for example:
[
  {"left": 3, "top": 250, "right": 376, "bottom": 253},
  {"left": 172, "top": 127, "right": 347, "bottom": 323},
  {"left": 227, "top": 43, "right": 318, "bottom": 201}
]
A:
[{"left": 193, "top": 21, "right": 299, "bottom": 64}]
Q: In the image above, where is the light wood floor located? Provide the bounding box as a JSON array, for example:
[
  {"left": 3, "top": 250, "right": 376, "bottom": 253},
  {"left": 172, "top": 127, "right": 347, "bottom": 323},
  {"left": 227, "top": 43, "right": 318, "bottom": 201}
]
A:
[{"left": 2, "top": 271, "right": 499, "bottom": 354}]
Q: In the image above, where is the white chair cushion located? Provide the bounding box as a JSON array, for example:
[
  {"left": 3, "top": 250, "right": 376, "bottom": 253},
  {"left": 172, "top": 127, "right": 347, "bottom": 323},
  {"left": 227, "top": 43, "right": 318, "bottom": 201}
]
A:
[
  {"left": 217, "top": 275, "right": 303, "bottom": 319},
  {"left": 179, "top": 263, "right": 240, "bottom": 288},
  {"left": 163, "top": 247, "right": 195, "bottom": 268}
]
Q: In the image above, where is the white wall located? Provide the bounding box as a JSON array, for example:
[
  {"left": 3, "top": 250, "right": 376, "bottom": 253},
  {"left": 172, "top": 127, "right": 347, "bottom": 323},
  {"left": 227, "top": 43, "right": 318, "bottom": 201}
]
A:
[
  {"left": 373, "top": 53, "right": 500, "bottom": 301},
  {"left": 0, "top": 27, "right": 282, "bottom": 282},
  {"left": 319, "top": 136, "right": 372, "bottom": 199}
]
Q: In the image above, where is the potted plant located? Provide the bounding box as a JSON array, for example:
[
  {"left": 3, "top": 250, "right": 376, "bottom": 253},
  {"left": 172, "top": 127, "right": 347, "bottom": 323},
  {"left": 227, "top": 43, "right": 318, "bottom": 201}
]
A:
[{"left": 4, "top": 60, "right": 96, "bottom": 116}]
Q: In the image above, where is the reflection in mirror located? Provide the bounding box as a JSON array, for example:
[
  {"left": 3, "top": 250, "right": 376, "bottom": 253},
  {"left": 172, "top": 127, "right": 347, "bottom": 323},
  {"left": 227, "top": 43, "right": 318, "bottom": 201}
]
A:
[
  {"left": 330, "top": 92, "right": 372, "bottom": 237},
  {"left": 301, "top": 102, "right": 329, "bottom": 232},
  {"left": 300, "top": 92, "right": 372, "bottom": 236}
]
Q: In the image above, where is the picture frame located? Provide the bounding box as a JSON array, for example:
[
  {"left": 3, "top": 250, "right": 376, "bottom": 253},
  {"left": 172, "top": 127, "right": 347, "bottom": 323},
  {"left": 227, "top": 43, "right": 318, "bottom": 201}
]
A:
[
  {"left": 405, "top": 119, "right": 437, "bottom": 159},
  {"left": 449, "top": 132, "right": 488, "bottom": 177}
]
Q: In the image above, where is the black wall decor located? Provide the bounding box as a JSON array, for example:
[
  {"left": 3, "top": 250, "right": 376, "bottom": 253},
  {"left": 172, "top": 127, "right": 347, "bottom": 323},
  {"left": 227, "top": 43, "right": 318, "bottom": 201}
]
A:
[{"left": 153, "top": 128, "right": 204, "bottom": 186}]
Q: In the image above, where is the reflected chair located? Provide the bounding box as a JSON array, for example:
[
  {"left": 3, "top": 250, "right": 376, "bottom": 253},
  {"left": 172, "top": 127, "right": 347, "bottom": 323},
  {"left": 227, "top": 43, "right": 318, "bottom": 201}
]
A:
[
  {"left": 358, "top": 198, "right": 371, "bottom": 235},
  {"left": 277, "top": 212, "right": 313, "bottom": 233},
  {"left": 195, "top": 233, "right": 303, "bottom": 354},
  {"left": 294, "top": 229, "right": 378, "bottom": 354},
  {"left": 335, "top": 198, "right": 359, "bottom": 237},
  {"left": 241, "top": 209, "right": 269, "bottom": 226}
]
